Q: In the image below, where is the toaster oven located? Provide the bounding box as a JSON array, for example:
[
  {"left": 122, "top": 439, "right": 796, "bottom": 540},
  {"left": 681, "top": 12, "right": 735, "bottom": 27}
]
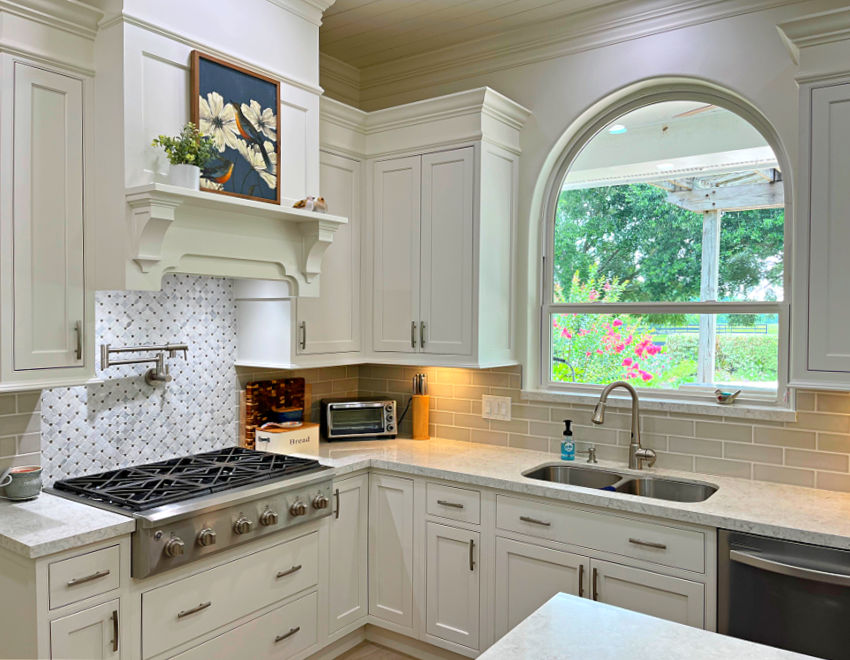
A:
[{"left": 320, "top": 398, "right": 397, "bottom": 440}]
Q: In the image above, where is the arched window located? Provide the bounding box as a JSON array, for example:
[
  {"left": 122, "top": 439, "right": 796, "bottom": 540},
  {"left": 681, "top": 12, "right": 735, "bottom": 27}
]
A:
[{"left": 543, "top": 99, "right": 787, "bottom": 403}]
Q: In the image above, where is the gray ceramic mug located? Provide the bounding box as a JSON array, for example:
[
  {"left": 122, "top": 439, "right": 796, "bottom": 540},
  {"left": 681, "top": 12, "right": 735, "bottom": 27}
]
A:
[{"left": 0, "top": 465, "right": 42, "bottom": 500}]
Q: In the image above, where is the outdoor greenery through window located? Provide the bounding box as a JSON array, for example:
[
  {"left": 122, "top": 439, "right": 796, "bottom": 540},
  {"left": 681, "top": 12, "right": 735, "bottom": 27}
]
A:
[{"left": 547, "top": 100, "right": 785, "bottom": 396}]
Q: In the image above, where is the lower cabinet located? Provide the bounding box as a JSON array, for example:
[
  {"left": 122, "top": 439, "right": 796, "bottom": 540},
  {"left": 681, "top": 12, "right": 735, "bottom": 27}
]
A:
[
  {"left": 425, "top": 522, "right": 480, "bottom": 650},
  {"left": 590, "top": 558, "right": 704, "bottom": 628},
  {"left": 50, "top": 598, "right": 120, "bottom": 660},
  {"left": 494, "top": 537, "right": 587, "bottom": 638},
  {"left": 329, "top": 474, "right": 369, "bottom": 633},
  {"left": 368, "top": 474, "right": 415, "bottom": 630}
]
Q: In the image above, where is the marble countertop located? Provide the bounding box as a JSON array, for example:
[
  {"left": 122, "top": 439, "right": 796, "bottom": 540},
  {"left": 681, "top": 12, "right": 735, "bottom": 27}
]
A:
[
  {"left": 479, "top": 593, "right": 811, "bottom": 659},
  {"left": 0, "top": 492, "right": 134, "bottom": 559},
  {"left": 314, "top": 437, "right": 850, "bottom": 550}
]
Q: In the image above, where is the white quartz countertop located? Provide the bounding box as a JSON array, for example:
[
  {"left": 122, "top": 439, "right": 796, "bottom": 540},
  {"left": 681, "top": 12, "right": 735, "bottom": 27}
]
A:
[
  {"left": 314, "top": 437, "right": 850, "bottom": 550},
  {"left": 0, "top": 492, "right": 134, "bottom": 559},
  {"left": 479, "top": 593, "right": 811, "bottom": 659}
]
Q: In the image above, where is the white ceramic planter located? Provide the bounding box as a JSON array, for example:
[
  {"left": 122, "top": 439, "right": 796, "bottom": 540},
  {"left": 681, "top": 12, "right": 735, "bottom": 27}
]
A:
[{"left": 166, "top": 163, "right": 200, "bottom": 190}]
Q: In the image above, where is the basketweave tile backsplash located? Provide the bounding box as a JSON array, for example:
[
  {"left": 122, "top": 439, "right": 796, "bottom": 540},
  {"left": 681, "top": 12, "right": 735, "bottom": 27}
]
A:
[{"left": 39, "top": 275, "right": 238, "bottom": 484}]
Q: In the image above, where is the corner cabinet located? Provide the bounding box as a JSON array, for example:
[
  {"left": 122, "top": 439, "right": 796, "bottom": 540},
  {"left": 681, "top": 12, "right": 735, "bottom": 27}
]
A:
[
  {"left": 328, "top": 474, "right": 369, "bottom": 635},
  {"left": 370, "top": 142, "right": 518, "bottom": 367},
  {"left": 0, "top": 55, "right": 95, "bottom": 390}
]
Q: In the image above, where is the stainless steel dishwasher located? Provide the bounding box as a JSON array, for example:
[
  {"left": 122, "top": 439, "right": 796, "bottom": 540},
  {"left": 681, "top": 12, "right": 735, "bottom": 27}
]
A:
[{"left": 718, "top": 529, "right": 850, "bottom": 659}]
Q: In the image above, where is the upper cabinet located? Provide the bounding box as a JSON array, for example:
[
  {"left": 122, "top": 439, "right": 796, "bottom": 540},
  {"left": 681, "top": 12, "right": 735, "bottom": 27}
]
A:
[
  {"left": 0, "top": 3, "right": 99, "bottom": 390},
  {"left": 780, "top": 9, "right": 850, "bottom": 390}
]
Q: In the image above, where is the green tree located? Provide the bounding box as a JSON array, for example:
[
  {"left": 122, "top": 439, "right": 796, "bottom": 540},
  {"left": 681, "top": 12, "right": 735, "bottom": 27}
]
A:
[{"left": 553, "top": 184, "right": 784, "bottom": 305}]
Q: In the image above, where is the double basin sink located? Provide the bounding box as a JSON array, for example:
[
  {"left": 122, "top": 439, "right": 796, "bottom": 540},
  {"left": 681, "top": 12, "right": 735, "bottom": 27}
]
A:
[{"left": 523, "top": 463, "right": 718, "bottom": 503}]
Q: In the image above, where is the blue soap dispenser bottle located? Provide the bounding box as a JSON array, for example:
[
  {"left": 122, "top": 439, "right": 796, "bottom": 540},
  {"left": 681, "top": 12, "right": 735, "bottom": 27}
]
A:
[{"left": 561, "top": 419, "right": 575, "bottom": 461}]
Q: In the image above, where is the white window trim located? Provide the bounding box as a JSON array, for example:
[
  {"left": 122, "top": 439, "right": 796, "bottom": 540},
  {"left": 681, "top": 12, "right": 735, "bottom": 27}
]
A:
[{"left": 532, "top": 83, "right": 794, "bottom": 419}]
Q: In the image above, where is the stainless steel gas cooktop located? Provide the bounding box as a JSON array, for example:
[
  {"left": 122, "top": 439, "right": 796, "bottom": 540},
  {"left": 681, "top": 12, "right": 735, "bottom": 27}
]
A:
[{"left": 49, "top": 447, "right": 334, "bottom": 578}]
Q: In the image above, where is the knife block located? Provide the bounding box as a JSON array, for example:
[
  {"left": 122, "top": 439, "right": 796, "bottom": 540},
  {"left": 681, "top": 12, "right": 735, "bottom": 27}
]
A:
[{"left": 412, "top": 394, "right": 430, "bottom": 440}]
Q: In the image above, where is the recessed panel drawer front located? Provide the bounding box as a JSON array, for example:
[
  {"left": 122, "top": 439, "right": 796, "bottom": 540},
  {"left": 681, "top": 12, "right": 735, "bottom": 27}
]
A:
[
  {"left": 142, "top": 531, "right": 318, "bottom": 659},
  {"left": 171, "top": 591, "right": 318, "bottom": 660},
  {"left": 49, "top": 545, "right": 121, "bottom": 610},
  {"left": 426, "top": 482, "right": 481, "bottom": 524},
  {"left": 495, "top": 495, "right": 704, "bottom": 573}
]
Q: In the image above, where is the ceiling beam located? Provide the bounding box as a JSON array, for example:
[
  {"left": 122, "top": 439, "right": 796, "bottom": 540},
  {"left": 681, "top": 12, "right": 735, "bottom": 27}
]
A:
[{"left": 666, "top": 181, "right": 784, "bottom": 212}]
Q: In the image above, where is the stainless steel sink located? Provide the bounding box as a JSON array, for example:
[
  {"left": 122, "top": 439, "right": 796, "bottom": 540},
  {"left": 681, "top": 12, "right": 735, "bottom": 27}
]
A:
[
  {"left": 614, "top": 477, "right": 718, "bottom": 502},
  {"left": 522, "top": 464, "right": 622, "bottom": 489}
]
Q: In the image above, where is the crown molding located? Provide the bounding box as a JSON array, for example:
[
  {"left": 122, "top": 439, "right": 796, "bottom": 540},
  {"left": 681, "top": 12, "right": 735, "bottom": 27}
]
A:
[
  {"left": 0, "top": 0, "right": 102, "bottom": 40},
  {"left": 777, "top": 6, "right": 850, "bottom": 64},
  {"left": 329, "top": 0, "right": 799, "bottom": 109},
  {"left": 320, "top": 52, "right": 360, "bottom": 107},
  {"left": 264, "top": 0, "right": 334, "bottom": 28}
]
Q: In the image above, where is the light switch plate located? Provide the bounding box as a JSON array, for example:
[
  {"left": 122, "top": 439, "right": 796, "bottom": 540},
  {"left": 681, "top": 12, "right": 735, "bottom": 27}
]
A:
[{"left": 482, "top": 394, "right": 511, "bottom": 421}]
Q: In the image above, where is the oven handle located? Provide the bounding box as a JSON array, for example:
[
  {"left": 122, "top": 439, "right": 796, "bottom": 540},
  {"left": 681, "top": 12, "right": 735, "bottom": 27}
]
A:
[{"left": 730, "top": 549, "right": 850, "bottom": 587}]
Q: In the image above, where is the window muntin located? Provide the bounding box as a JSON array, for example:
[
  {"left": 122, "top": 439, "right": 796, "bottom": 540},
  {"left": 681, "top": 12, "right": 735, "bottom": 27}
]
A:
[{"left": 545, "top": 100, "right": 786, "bottom": 398}]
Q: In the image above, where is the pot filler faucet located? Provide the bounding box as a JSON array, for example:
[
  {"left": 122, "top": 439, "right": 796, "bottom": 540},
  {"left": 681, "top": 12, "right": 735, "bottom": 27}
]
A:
[{"left": 592, "top": 380, "right": 657, "bottom": 470}]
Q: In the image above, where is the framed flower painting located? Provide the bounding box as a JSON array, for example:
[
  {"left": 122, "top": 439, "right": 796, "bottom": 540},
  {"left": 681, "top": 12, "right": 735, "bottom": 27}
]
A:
[{"left": 190, "top": 51, "right": 280, "bottom": 204}]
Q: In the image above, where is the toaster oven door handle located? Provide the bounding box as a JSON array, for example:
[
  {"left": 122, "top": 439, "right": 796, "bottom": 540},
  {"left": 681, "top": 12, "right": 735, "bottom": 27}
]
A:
[{"left": 729, "top": 549, "right": 850, "bottom": 587}]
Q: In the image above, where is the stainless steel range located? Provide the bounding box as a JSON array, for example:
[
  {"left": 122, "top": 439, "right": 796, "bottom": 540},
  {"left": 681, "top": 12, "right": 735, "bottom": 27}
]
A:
[{"left": 48, "top": 447, "right": 333, "bottom": 578}]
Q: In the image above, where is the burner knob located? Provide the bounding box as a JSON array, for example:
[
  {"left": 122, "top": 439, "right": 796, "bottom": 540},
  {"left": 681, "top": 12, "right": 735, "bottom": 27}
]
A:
[
  {"left": 289, "top": 500, "right": 308, "bottom": 517},
  {"left": 233, "top": 517, "right": 254, "bottom": 535},
  {"left": 164, "top": 537, "right": 185, "bottom": 558},
  {"left": 312, "top": 495, "right": 330, "bottom": 510},
  {"left": 259, "top": 510, "right": 279, "bottom": 526},
  {"left": 197, "top": 528, "right": 217, "bottom": 547}
]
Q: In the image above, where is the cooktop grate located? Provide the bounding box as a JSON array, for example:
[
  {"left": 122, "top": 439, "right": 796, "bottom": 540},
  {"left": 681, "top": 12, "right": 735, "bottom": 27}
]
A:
[{"left": 51, "top": 447, "right": 323, "bottom": 512}]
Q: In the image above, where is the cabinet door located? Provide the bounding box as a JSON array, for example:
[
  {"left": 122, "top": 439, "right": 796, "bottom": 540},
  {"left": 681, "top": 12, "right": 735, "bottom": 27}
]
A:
[
  {"left": 296, "top": 151, "right": 361, "bottom": 355},
  {"left": 329, "top": 474, "right": 369, "bottom": 633},
  {"left": 12, "top": 62, "right": 85, "bottom": 371},
  {"left": 590, "top": 558, "right": 704, "bottom": 628},
  {"left": 420, "top": 147, "right": 474, "bottom": 356},
  {"left": 807, "top": 84, "right": 850, "bottom": 373},
  {"left": 494, "top": 537, "right": 588, "bottom": 639},
  {"left": 50, "top": 599, "right": 119, "bottom": 659},
  {"left": 372, "top": 156, "right": 421, "bottom": 353},
  {"left": 425, "top": 522, "right": 480, "bottom": 649},
  {"left": 368, "top": 473, "right": 414, "bottom": 629}
]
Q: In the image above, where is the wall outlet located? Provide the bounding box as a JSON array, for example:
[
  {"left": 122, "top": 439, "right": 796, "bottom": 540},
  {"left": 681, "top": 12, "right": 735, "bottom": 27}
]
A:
[{"left": 482, "top": 394, "right": 511, "bottom": 421}]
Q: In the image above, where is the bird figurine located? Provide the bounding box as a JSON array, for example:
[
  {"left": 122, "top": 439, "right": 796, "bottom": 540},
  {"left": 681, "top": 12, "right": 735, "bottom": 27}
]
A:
[
  {"left": 293, "top": 196, "right": 327, "bottom": 212},
  {"left": 231, "top": 102, "right": 272, "bottom": 171},
  {"left": 202, "top": 158, "right": 234, "bottom": 185},
  {"left": 714, "top": 389, "right": 742, "bottom": 404}
]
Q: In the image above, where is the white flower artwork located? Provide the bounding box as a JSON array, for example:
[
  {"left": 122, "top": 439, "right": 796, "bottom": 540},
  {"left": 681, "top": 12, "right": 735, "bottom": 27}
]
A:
[
  {"left": 241, "top": 99, "right": 277, "bottom": 142},
  {"left": 198, "top": 91, "right": 238, "bottom": 152}
]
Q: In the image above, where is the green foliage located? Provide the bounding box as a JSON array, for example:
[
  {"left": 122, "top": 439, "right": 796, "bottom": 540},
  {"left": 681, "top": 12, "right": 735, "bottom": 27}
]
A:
[
  {"left": 662, "top": 334, "right": 778, "bottom": 384},
  {"left": 553, "top": 184, "right": 784, "bottom": 310},
  {"left": 152, "top": 122, "right": 216, "bottom": 167}
]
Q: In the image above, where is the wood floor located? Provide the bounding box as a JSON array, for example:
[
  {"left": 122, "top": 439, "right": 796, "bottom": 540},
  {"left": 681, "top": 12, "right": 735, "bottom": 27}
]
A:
[{"left": 335, "top": 641, "right": 417, "bottom": 660}]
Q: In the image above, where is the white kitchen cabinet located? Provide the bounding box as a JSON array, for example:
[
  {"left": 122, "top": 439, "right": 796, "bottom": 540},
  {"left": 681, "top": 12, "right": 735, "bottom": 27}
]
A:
[
  {"left": 328, "top": 474, "right": 369, "bottom": 633},
  {"left": 590, "top": 558, "right": 704, "bottom": 628},
  {"left": 425, "top": 522, "right": 480, "bottom": 650},
  {"left": 369, "top": 473, "right": 415, "bottom": 631},
  {"left": 50, "top": 598, "right": 120, "bottom": 660},
  {"left": 493, "top": 537, "right": 588, "bottom": 639},
  {"left": 295, "top": 151, "right": 362, "bottom": 356},
  {"left": 0, "top": 56, "right": 94, "bottom": 388}
]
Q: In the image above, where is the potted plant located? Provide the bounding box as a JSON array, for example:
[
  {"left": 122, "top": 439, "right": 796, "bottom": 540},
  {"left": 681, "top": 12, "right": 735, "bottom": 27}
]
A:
[{"left": 152, "top": 122, "right": 216, "bottom": 190}]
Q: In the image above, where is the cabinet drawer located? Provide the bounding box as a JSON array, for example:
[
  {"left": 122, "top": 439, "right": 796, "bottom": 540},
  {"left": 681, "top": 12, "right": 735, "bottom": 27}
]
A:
[
  {"left": 496, "top": 495, "right": 705, "bottom": 573},
  {"left": 49, "top": 545, "right": 120, "bottom": 610},
  {"left": 171, "top": 591, "right": 318, "bottom": 660},
  {"left": 143, "top": 531, "right": 318, "bottom": 658},
  {"left": 426, "top": 482, "right": 480, "bottom": 524}
]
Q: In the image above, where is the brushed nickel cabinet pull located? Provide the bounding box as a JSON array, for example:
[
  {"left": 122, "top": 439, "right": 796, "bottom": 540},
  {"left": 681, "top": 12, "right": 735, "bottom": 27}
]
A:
[
  {"left": 275, "top": 627, "right": 301, "bottom": 643},
  {"left": 177, "top": 601, "right": 211, "bottom": 619},
  {"left": 67, "top": 569, "right": 110, "bottom": 586},
  {"left": 420, "top": 321, "right": 426, "bottom": 348},
  {"left": 411, "top": 321, "right": 417, "bottom": 348},
  {"left": 111, "top": 609, "right": 119, "bottom": 652},
  {"left": 520, "top": 515, "right": 551, "bottom": 527},
  {"left": 436, "top": 499, "right": 464, "bottom": 509},
  {"left": 592, "top": 567, "right": 599, "bottom": 601},
  {"left": 299, "top": 321, "right": 307, "bottom": 350},
  {"left": 578, "top": 563, "right": 585, "bottom": 597},
  {"left": 74, "top": 321, "right": 82, "bottom": 360},
  {"left": 334, "top": 487, "right": 340, "bottom": 519},
  {"left": 276, "top": 564, "right": 302, "bottom": 578},
  {"left": 628, "top": 537, "right": 667, "bottom": 550},
  {"left": 469, "top": 538, "right": 475, "bottom": 572}
]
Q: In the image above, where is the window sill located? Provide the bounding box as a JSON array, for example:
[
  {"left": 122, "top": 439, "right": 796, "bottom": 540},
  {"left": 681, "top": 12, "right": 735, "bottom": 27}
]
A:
[{"left": 521, "top": 388, "right": 797, "bottom": 422}]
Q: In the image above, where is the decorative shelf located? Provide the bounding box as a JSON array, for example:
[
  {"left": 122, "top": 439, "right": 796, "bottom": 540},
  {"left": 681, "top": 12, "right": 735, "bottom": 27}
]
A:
[{"left": 124, "top": 183, "right": 347, "bottom": 293}]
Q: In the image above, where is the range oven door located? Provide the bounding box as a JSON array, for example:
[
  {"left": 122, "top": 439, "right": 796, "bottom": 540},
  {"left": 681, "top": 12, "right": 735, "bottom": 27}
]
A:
[{"left": 718, "top": 529, "right": 850, "bottom": 659}]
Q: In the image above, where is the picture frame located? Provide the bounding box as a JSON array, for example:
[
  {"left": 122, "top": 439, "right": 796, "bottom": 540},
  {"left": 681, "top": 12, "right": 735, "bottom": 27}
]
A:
[{"left": 190, "top": 50, "right": 281, "bottom": 204}]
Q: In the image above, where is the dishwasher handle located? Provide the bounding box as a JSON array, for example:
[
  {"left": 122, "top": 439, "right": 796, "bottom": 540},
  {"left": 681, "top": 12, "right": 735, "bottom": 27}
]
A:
[{"left": 730, "top": 549, "right": 850, "bottom": 587}]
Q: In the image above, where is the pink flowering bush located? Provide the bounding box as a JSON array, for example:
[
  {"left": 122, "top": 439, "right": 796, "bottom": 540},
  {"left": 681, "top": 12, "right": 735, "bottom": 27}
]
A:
[{"left": 552, "top": 268, "right": 666, "bottom": 386}]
